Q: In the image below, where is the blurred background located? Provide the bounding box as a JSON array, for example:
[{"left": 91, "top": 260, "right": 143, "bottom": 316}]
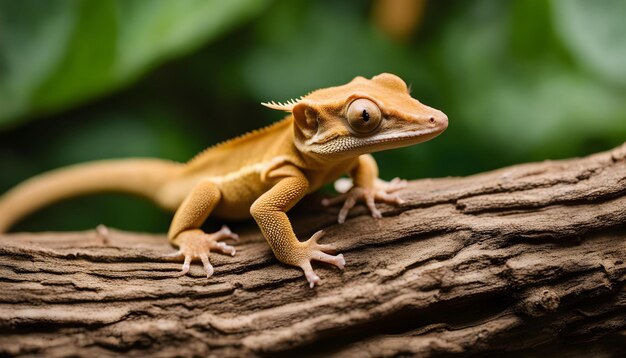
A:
[{"left": 1, "top": 0, "right": 625, "bottom": 232}]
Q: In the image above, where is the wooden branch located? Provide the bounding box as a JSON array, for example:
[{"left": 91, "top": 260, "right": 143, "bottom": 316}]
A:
[{"left": 1, "top": 143, "right": 625, "bottom": 357}]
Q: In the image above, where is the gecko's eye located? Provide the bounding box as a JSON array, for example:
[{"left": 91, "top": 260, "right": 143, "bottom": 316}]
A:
[{"left": 346, "top": 98, "right": 382, "bottom": 134}]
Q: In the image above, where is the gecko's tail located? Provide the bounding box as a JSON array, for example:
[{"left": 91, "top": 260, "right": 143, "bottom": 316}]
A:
[{"left": 0, "top": 159, "right": 181, "bottom": 233}]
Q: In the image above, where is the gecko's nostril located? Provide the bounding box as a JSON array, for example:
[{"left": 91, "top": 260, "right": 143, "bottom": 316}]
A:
[{"left": 429, "top": 116, "right": 435, "bottom": 123}]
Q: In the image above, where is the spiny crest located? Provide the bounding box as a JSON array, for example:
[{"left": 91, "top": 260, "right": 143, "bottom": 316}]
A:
[
  {"left": 184, "top": 118, "right": 292, "bottom": 171},
  {"left": 261, "top": 96, "right": 305, "bottom": 112}
]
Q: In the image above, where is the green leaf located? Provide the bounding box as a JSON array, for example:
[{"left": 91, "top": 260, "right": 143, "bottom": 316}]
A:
[
  {"left": 0, "top": 0, "right": 270, "bottom": 128},
  {"left": 0, "top": 0, "right": 75, "bottom": 124},
  {"left": 435, "top": 0, "right": 626, "bottom": 158},
  {"left": 552, "top": 0, "right": 626, "bottom": 87},
  {"left": 240, "top": 0, "right": 433, "bottom": 104}
]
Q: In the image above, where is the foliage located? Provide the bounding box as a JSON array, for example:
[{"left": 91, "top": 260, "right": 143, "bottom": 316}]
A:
[
  {"left": 1, "top": 0, "right": 625, "bottom": 231},
  {"left": 0, "top": 0, "right": 270, "bottom": 125}
]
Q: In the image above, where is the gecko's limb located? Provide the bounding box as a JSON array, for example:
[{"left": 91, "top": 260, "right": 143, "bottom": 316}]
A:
[
  {"left": 251, "top": 166, "right": 345, "bottom": 288},
  {"left": 168, "top": 181, "right": 237, "bottom": 278},
  {"left": 167, "top": 226, "right": 238, "bottom": 277},
  {"left": 322, "top": 177, "right": 407, "bottom": 223}
]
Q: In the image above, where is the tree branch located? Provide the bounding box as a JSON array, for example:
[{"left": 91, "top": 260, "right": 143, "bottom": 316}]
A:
[{"left": 1, "top": 143, "right": 625, "bottom": 357}]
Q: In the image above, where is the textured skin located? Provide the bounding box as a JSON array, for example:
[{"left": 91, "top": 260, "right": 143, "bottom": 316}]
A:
[{"left": 0, "top": 73, "right": 448, "bottom": 287}]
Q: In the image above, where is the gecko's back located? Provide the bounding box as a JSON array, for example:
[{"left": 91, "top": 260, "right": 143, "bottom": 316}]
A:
[{"left": 182, "top": 117, "right": 298, "bottom": 177}]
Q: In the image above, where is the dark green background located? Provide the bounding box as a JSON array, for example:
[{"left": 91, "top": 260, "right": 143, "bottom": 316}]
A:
[{"left": 1, "top": 0, "right": 625, "bottom": 232}]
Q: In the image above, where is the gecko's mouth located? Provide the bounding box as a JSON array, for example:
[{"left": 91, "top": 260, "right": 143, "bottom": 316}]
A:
[
  {"left": 366, "top": 128, "right": 443, "bottom": 146},
  {"left": 351, "top": 126, "right": 447, "bottom": 153},
  {"left": 309, "top": 127, "right": 445, "bottom": 158}
]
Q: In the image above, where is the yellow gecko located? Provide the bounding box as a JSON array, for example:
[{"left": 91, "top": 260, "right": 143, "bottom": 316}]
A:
[{"left": 0, "top": 73, "right": 447, "bottom": 287}]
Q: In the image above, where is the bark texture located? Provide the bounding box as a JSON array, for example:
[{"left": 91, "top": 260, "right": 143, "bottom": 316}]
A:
[{"left": 1, "top": 144, "right": 626, "bottom": 357}]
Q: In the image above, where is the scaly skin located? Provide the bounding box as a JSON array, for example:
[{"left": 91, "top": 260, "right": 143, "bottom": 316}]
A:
[{"left": 0, "top": 73, "right": 448, "bottom": 287}]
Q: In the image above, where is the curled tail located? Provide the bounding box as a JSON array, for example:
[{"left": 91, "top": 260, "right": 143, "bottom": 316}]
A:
[{"left": 0, "top": 159, "right": 181, "bottom": 233}]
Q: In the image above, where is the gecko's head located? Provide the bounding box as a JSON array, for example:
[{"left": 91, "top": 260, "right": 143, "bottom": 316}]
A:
[{"left": 262, "top": 73, "right": 448, "bottom": 160}]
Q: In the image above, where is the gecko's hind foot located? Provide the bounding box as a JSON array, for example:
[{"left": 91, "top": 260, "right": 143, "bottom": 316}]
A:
[
  {"left": 169, "top": 226, "right": 239, "bottom": 278},
  {"left": 296, "top": 230, "right": 345, "bottom": 288},
  {"left": 322, "top": 177, "right": 407, "bottom": 223}
]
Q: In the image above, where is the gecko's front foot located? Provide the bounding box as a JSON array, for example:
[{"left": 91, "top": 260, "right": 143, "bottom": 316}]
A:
[
  {"left": 322, "top": 178, "right": 407, "bottom": 223},
  {"left": 168, "top": 226, "right": 238, "bottom": 278},
  {"left": 295, "top": 230, "right": 345, "bottom": 288}
]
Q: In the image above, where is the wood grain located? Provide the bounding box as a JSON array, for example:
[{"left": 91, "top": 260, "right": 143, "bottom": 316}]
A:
[{"left": 1, "top": 143, "right": 625, "bottom": 357}]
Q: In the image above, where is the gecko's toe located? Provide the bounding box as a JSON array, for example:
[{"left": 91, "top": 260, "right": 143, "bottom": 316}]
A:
[
  {"left": 172, "top": 227, "right": 239, "bottom": 278},
  {"left": 179, "top": 255, "right": 192, "bottom": 276},
  {"left": 212, "top": 241, "right": 236, "bottom": 256},
  {"left": 308, "top": 276, "right": 321, "bottom": 288},
  {"left": 218, "top": 225, "right": 240, "bottom": 241},
  {"left": 378, "top": 177, "right": 408, "bottom": 192},
  {"left": 301, "top": 261, "right": 322, "bottom": 288},
  {"left": 325, "top": 177, "right": 409, "bottom": 223},
  {"left": 296, "top": 231, "right": 346, "bottom": 288},
  {"left": 200, "top": 253, "right": 214, "bottom": 278},
  {"left": 310, "top": 249, "right": 345, "bottom": 270},
  {"left": 333, "top": 253, "right": 346, "bottom": 269}
]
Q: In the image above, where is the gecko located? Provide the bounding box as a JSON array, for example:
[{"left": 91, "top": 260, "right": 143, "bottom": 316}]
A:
[{"left": 0, "top": 73, "right": 448, "bottom": 287}]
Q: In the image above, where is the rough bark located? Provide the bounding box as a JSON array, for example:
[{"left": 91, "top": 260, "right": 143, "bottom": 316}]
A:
[{"left": 1, "top": 143, "right": 626, "bottom": 357}]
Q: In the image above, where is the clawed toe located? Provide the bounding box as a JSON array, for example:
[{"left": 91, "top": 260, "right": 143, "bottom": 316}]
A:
[
  {"left": 215, "top": 225, "right": 239, "bottom": 241},
  {"left": 179, "top": 255, "right": 192, "bottom": 276},
  {"left": 314, "top": 243, "right": 337, "bottom": 253},
  {"left": 311, "top": 250, "right": 345, "bottom": 269},
  {"left": 212, "top": 241, "right": 236, "bottom": 256},
  {"left": 301, "top": 262, "right": 321, "bottom": 288},
  {"left": 325, "top": 178, "right": 408, "bottom": 223},
  {"left": 177, "top": 253, "right": 214, "bottom": 278},
  {"left": 300, "top": 251, "right": 346, "bottom": 288},
  {"left": 375, "top": 191, "right": 405, "bottom": 205},
  {"left": 199, "top": 253, "right": 214, "bottom": 278},
  {"left": 299, "top": 231, "right": 346, "bottom": 288},
  {"left": 378, "top": 177, "right": 408, "bottom": 192},
  {"left": 172, "top": 226, "right": 239, "bottom": 278},
  {"left": 327, "top": 253, "right": 345, "bottom": 269}
]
